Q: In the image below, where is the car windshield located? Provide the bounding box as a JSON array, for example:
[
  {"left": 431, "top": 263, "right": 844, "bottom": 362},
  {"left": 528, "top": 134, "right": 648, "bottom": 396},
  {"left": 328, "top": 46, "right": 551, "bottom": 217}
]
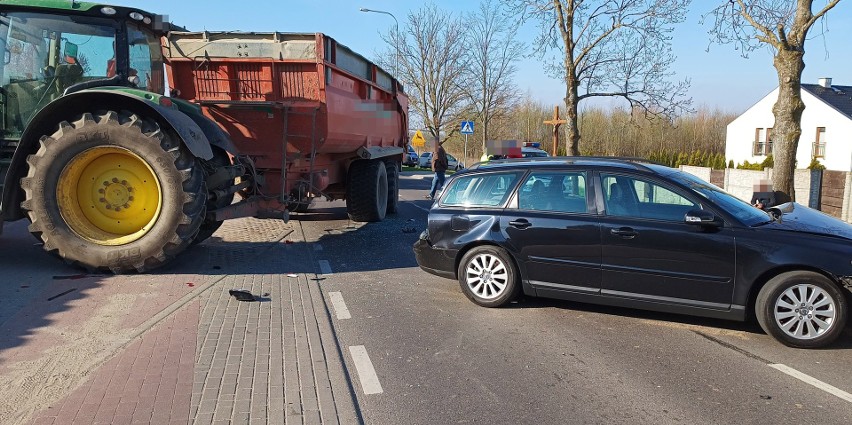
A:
[{"left": 671, "top": 171, "right": 771, "bottom": 226}]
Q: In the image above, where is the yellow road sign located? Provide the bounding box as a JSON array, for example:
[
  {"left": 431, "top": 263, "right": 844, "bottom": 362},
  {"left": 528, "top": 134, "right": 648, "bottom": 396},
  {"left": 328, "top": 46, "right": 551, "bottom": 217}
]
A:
[{"left": 411, "top": 130, "right": 426, "bottom": 147}]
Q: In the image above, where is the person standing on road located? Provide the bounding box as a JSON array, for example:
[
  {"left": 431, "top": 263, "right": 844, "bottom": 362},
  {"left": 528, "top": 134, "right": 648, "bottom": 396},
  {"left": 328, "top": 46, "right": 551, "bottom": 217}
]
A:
[{"left": 427, "top": 143, "right": 449, "bottom": 199}]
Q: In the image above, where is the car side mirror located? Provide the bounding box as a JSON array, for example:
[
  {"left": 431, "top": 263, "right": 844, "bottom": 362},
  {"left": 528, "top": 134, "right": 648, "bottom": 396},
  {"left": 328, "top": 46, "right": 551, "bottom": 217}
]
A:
[
  {"left": 63, "top": 41, "right": 79, "bottom": 64},
  {"left": 685, "top": 209, "right": 722, "bottom": 228}
]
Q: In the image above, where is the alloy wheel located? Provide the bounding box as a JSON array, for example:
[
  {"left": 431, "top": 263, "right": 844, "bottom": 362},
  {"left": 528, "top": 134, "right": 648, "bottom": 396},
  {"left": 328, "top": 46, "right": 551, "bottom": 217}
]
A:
[
  {"left": 774, "top": 284, "right": 837, "bottom": 340},
  {"left": 465, "top": 253, "right": 509, "bottom": 300}
]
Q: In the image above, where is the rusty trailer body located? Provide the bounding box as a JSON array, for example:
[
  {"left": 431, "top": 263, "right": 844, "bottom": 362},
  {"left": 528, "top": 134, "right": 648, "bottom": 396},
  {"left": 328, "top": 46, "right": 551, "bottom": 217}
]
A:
[{"left": 164, "top": 31, "right": 408, "bottom": 217}]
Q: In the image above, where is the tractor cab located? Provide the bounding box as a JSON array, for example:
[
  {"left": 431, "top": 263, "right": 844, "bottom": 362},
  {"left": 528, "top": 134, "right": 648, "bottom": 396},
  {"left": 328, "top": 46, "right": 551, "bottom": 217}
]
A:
[{"left": 0, "top": 5, "right": 166, "bottom": 139}]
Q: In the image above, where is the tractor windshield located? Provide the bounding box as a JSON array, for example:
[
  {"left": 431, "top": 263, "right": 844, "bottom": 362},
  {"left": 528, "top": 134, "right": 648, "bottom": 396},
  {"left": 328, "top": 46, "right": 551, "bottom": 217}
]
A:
[
  {"left": 0, "top": 12, "right": 165, "bottom": 139},
  {"left": 0, "top": 12, "right": 117, "bottom": 137}
]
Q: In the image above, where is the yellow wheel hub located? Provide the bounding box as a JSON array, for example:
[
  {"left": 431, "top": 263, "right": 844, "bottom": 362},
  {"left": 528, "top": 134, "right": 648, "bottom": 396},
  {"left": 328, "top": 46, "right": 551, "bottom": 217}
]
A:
[{"left": 57, "top": 146, "right": 162, "bottom": 245}]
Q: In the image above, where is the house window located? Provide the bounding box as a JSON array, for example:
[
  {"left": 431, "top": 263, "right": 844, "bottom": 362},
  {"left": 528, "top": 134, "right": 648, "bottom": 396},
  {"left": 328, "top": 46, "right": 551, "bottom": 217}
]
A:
[
  {"left": 813, "top": 127, "right": 826, "bottom": 158},
  {"left": 753, "top": 128, "right": 772, "bottom": 156}
]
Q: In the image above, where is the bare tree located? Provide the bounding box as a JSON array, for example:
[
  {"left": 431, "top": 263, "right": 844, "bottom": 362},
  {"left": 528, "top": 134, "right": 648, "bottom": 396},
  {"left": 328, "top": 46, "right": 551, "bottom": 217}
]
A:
[
  {"left": 512, "top": 0, "right": 692, "bottom": 155},
  {"left": 461, "top": 0, "right": 524, "bottom": 151},
  {"left": 380, "top": 3, "right": 468, "bottom": 145},
  {"left": 706, "top": 0, "right": 841, "bottom": 199}
]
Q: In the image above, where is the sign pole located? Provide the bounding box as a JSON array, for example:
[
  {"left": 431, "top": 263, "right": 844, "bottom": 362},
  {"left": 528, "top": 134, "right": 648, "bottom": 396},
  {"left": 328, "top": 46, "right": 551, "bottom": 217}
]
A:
[
  {"left": 460, "top": 120, "right": 474, "bottom": 166},
  {"left": 464, "top": 134, "right": 468, "bottom": 168}
]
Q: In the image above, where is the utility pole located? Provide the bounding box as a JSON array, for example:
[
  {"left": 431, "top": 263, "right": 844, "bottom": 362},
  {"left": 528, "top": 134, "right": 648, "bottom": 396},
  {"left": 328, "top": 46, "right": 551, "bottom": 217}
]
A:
[
  {"left": 543, "top": 106, "right": 567, "bottom": 156},
  {"left": 359, "top": 8, "right": 399, "bottom": 79}
]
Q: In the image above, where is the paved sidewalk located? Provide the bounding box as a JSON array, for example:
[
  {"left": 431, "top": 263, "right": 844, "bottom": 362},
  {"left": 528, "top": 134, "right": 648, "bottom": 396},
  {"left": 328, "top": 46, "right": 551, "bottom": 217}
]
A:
[
  {"left": 1, "top": 217, "right": 359, "bottom": 425},
  {"left": 191, "top": 272, "right": 356, "bottom": 424}
]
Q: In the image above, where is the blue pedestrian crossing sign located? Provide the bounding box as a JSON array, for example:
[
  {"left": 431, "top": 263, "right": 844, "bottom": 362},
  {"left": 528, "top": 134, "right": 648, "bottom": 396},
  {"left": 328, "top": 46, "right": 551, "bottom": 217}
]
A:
[{"left": 460, "top": 121, "right": 474, "bottom": 135}]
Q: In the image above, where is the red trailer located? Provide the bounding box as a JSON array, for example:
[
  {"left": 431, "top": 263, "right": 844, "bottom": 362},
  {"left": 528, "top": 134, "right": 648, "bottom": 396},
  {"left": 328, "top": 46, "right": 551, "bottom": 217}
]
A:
[{"left": 165, "top": 31, "right": 408, "bottom": 222}]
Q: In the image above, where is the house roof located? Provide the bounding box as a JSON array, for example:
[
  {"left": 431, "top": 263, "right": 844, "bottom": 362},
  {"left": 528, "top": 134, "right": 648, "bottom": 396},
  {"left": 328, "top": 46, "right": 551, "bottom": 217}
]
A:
[{"left": 801, "top": 84, "right": 852, "bottom": 119}]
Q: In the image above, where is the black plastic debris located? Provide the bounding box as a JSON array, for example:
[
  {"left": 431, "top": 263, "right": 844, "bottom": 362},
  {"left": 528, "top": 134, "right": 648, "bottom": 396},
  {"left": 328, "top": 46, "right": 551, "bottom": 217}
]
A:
[
  {"left": 53, "top": 274, "right": 88, "bottom": 280},
  {"left": 47, "top": 288, "right": 77, "bottom": 301},
  {"left": 229, "top": 289, "right": 256, "bottom": 302}
]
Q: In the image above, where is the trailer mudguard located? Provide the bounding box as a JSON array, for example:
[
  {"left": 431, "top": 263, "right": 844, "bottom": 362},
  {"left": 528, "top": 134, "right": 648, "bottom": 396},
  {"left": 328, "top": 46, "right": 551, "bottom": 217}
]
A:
[{"left": 2, "top": 89, "right": 218, "bottom": 221}]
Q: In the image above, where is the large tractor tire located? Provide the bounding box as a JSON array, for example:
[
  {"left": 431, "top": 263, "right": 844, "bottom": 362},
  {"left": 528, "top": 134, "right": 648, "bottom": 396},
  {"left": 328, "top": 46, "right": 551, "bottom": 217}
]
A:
[
  {"left": 346, "top": 159, "right": 388, "bottom": 222},
  {"left": 193, "top": 148, "right": 234, "bottom": 245},
  {"left": 385, "top": 160, "right": 400, "bottom": 215},
  {"left": 21, "top": 110, "right": 206, "bottom": 273}
]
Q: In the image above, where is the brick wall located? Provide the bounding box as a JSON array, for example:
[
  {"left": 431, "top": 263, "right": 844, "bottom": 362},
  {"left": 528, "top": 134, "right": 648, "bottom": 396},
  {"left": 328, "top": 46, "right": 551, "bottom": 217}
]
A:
[{"left": 820, "top": 170, "right": 846, "bottom": 218}]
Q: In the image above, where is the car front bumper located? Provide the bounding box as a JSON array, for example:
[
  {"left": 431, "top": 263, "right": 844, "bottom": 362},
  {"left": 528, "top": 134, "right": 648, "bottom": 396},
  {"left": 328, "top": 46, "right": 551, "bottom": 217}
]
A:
[{"left": 413, "top": 238, "right": 457, "bottom": 280}]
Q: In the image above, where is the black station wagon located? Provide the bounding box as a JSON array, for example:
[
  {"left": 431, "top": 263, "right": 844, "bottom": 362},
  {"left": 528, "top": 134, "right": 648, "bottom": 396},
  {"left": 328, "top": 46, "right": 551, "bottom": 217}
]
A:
[{"left": 413, "top": 157, "right": 852, "bottom": 348}]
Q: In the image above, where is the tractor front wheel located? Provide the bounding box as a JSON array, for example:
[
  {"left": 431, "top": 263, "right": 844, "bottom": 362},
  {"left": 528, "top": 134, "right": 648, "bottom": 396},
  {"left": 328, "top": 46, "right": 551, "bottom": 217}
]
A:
[{"left": 21, "top": 110, "right": 206, "bottom": 273}]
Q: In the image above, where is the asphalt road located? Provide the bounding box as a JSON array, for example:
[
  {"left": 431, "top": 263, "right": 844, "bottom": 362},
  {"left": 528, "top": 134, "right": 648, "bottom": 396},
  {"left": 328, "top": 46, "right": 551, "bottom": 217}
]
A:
[
  {"left": 2, "top": 171, "right": 851, "bottom": 425},
  {"left": 299, "top": 172, "right": 852, "bottom": 424}
]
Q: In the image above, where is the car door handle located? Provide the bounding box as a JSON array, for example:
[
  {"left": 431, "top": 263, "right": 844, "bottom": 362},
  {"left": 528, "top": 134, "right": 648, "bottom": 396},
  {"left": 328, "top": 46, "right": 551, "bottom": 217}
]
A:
[
  {"left": 610, "top": 227, "right": 638, "bottom": 239},
  {"left": 508, "top": 219, "right": 532, "bottom": 229}
]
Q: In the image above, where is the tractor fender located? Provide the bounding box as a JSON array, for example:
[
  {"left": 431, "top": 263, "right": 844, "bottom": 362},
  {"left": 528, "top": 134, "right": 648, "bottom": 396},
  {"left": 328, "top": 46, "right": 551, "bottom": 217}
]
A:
[
  {"left": 3, "top": 90, "right": 217, "bottom": 221},
  {"left": 146, "top": 98, "right": 215, "bottom": 160},
  {"left": 172, "top": 98, "right": 240, "bottom": 155}
]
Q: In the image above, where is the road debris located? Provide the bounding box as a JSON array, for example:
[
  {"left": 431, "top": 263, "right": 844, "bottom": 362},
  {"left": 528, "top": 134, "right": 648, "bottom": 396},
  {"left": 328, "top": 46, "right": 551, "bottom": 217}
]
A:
[
  {"left": 47, "top": 288, "right": 77, "bottom": 301},
  {"left": 228, "top": 289, "right": 257, "bottom": 302}
]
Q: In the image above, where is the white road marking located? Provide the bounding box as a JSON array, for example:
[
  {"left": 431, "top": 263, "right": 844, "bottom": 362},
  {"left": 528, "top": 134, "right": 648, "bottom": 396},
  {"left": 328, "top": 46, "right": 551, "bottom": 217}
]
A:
[
  {"left": 318, "top": 260, "right": 333, "bottom": 275},
  {"left": 410, "top": 202, "right": 431, "bottom": 213},
  {"left": 769, "top": 364, "right": 852, "bottom": 403},
  {"left": 313, "top": 244, "right": 324, "bottom": 251},
  {"left": 349, "top": 345, "right": 383, "bottom": 394},
  {"left": 400, "top": 195, "right": 431, "bottom": 212},
  {"left": 328, "top": 292, "right": 351, "bottom": 320}
]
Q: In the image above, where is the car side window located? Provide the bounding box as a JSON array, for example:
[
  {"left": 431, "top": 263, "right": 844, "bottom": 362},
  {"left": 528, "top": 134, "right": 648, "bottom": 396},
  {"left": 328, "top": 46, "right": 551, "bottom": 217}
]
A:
[
  {"left": 602, "top": 174, "right": 696, "bottom": 221},
  {"left": 441, "top": 172, "right": 521, "bottom": 207},
  {"left": 517, "top": 172, "right": 587, "bottom": 213}
]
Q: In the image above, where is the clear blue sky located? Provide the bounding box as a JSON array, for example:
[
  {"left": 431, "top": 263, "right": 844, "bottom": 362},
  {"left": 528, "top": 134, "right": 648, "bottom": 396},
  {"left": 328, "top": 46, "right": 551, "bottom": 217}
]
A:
[{"left": 111, "top": 0, "right": 851, "bottom": 114}]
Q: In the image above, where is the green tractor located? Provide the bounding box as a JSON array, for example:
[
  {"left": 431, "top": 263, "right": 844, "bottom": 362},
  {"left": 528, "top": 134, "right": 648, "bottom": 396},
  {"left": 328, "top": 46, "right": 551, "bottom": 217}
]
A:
[{"left": 0, "top": 2, "right": 234, "bottom": 272}]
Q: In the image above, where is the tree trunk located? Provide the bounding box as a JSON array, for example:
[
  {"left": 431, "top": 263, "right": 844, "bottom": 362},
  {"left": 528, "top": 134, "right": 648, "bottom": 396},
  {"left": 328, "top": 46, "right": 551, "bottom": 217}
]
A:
[
  {"left": 770, "top": 48, "right": 806, "bottom": 201},
  {"left": 565, "top": 81, "right": 580, "bottom": 156}
]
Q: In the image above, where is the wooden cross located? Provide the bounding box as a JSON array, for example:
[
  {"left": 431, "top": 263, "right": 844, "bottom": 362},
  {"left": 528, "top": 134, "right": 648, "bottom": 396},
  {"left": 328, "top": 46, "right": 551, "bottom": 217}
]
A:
[{"left": 543, "top": 106, "right": 567, "bottom": 156}]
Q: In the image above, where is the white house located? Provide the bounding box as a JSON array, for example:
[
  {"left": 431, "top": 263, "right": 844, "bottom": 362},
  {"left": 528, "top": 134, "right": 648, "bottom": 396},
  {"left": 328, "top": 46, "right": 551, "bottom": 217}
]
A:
[{"left": 726, "top": 78, "right": 852, "bottom": 171}]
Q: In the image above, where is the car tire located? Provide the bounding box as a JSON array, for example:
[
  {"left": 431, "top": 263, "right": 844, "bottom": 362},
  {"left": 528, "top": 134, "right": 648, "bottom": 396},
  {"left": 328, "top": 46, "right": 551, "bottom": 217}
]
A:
[
  {"left": 457, "top": 246, "right": 520, "bottom": 307},
  {"left": 755, "top": 271, "right": 848, "bottom": 348}
]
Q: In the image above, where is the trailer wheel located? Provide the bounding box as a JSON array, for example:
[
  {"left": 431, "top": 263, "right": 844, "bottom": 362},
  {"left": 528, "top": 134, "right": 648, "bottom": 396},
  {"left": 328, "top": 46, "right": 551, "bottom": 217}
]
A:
[
  {"left": 21, "top": 111, "right": 206, "bottom": 273},
  {"left": 193, "top": 148, "right": 234, "bottom": 245},
  {"left": 346, "top": 159, "right": 388, "bottom": 222},
  {"left": 385, "top": 161, "right": 400, "bottom": 214}
]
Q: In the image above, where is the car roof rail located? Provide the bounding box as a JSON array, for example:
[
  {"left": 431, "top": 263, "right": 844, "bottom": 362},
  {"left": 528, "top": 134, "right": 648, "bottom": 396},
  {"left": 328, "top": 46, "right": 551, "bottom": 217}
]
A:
[{"left": 468, "top": 156, "right": 663, "bottom": 171}]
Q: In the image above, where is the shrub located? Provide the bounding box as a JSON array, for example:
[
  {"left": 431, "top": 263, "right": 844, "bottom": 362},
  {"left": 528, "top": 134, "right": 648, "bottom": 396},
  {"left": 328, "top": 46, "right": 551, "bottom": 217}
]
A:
[{"left": 807, "top": 158, "right": 826, "bottom": 170}]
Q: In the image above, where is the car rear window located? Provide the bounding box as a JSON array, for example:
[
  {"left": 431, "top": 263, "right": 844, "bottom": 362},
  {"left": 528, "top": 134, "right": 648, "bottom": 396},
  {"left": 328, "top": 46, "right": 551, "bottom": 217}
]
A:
[{"left": 441, "top": 172, "right": 522, "bottom": 207}]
